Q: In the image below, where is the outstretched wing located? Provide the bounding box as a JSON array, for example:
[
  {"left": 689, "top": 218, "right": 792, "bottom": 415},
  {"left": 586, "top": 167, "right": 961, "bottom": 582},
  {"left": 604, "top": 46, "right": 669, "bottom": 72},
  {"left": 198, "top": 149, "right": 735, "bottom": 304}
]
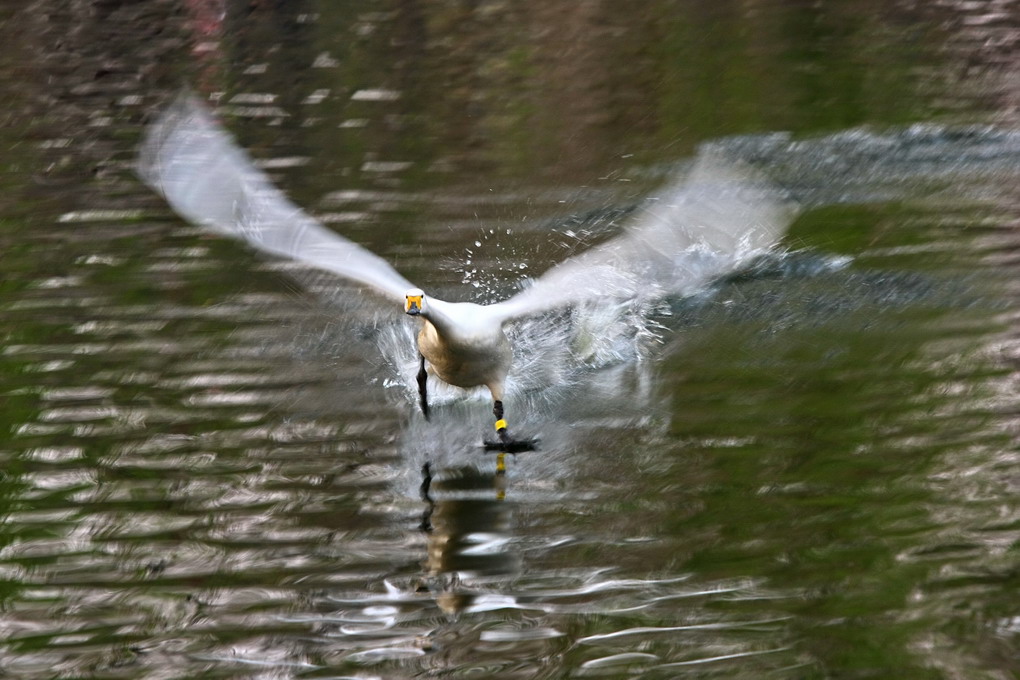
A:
[
  {"left": 489, "top": 152, "right": 797, "bottom": 322},
  {"left": 137, "top": 94, "right": 416, "bottom": 304}
]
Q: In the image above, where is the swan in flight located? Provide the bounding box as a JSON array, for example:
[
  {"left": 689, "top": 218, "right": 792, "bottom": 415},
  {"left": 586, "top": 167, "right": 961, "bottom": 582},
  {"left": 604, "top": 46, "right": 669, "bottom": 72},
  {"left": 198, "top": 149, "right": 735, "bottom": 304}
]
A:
[{"left": 137, "top": 96, "right": 796, "bottom": 447}]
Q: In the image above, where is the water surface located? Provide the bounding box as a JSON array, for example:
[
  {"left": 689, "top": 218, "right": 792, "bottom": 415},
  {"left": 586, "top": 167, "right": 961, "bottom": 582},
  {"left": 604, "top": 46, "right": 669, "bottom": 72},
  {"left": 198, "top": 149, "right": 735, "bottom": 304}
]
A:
[{"left": 1, "top": 1, "right": 1019, "bottom": 678}]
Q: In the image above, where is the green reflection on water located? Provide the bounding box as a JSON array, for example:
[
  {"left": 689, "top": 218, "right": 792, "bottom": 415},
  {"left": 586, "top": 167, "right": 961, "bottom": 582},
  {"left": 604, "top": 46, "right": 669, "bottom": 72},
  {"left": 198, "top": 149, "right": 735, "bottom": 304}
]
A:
[
  {"left": 205, "top": 0, "right": 948, "bottom": 191},
  {"left": 652, "top": 198, "right": 1008, "bottom": 677}
]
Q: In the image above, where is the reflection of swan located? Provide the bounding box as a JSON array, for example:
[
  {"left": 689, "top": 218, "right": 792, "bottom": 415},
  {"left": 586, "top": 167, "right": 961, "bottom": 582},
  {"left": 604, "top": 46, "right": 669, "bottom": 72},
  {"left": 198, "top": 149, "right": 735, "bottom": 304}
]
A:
[
  {"left": 138, "top": 96, "right": 796, "bottom": 441},
  {"left": 418, "top": 459, "right": 516, "bottom": 615}
]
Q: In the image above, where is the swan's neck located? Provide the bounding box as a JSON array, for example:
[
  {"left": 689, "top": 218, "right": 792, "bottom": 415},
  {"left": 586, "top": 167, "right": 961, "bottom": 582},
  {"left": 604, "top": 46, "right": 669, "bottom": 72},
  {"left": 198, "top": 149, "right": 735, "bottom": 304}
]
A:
[
  {"left": 420, "top": 299, "right": 458, "bottom": 339},
  {"left": 420, "top": 298, "right": 504, "bottom": 346}
]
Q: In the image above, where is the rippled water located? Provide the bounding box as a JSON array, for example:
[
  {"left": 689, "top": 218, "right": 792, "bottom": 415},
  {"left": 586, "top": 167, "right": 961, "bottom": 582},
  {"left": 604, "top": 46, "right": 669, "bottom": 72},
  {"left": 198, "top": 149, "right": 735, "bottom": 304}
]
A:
[{"left": 2, "top": 1, "right": 1020, "bottom": 678}]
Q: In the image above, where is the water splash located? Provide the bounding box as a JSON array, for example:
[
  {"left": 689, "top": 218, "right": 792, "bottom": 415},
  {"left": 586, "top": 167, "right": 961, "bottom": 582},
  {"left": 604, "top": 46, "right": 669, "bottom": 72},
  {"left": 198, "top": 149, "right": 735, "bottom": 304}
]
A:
[{"left": 702, "top": 123, "right": 1020, "bottom": 206}]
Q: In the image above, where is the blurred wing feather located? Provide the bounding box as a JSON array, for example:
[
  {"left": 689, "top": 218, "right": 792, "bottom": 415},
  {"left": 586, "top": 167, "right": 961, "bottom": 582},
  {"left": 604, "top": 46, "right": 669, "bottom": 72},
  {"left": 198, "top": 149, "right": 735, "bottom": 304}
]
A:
[
  {"left": 490, "top": 152, "right": 797, "bottom": 321},
  {"left": 137, "top": 95, "right": 416, "bottom": 304}
]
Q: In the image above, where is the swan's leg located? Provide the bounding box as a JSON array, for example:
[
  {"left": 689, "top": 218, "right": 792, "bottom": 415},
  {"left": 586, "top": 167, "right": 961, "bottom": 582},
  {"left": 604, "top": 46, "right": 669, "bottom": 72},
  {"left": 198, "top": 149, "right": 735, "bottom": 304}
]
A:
[
  {"left": 484, "top": 394, "right": 534, "bottom": 451},
  {"left": 417, "top": 355, "right": 430, "bottom": 420},
  {"left": 493, "top": 399, "right": 509, "bottom": 443}
]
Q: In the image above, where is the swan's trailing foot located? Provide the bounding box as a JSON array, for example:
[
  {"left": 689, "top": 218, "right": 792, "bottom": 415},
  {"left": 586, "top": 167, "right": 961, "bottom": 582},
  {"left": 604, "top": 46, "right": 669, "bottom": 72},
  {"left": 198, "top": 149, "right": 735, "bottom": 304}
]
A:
[{"left": 416, "top": 354, "right": 429, "bottom": 420}]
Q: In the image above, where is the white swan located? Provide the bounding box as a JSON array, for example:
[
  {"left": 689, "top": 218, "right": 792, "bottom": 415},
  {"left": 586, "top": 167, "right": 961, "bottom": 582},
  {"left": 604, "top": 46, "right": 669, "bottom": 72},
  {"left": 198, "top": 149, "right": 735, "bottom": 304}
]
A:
[{"left": 137, "top": 96, "right": 796, "bottom": 446}]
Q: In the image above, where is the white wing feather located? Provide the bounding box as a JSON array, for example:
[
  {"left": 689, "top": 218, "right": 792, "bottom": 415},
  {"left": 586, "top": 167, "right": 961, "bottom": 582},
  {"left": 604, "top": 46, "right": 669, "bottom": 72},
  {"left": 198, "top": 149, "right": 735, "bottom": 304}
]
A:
[
  {"left": 137, "top": 95, "right": 416, "bottom": 304},
  {"left": 490, "top": 153, "right": 797, "bottom": 322},
  {"left": 138, "top": 96, "right": 794, "bottom": 322}
]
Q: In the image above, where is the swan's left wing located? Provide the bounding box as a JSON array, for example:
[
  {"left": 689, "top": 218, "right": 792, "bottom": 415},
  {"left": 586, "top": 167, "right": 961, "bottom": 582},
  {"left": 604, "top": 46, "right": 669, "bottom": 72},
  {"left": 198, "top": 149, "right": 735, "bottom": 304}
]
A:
[
  {"left": 137, "top": 95, "right": 416, "bottom": 304},
  {"left": 489, "top": 152, "right": 797, "bottom": 322}
]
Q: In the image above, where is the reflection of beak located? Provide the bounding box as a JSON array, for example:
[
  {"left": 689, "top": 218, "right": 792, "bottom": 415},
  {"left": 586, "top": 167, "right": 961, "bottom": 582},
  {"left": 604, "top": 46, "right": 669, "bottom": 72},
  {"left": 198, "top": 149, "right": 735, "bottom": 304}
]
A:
[{"left": 405, "top": 296, "right": 422, "bottom": 315}]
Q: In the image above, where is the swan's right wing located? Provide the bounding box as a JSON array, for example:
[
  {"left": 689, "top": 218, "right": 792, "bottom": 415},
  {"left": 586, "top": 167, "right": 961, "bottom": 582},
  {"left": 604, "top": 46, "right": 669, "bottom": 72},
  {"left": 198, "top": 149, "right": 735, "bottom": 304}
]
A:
[
  {"left": 490, "top": 152, "right": 797, "bottom": 321},
  {"left": 137, "top": 95, "right": 416, "bottom": 304}
]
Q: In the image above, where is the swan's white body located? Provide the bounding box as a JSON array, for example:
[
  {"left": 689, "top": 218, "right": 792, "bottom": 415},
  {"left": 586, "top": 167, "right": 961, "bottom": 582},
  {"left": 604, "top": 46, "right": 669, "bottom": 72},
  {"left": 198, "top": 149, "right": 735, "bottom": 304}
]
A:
[
  {"left": 416, "top": 299, "right": 512, "bottom": 401},
  {"left": 137, "top": 95, "right": 797, "bottom": 436}
]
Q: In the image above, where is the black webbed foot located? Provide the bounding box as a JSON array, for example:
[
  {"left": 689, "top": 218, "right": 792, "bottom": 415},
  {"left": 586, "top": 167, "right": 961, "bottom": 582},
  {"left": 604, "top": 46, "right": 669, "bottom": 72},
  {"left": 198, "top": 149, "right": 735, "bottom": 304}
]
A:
[
  {"left": 484, "top": 399, "right": 536, "bottom": 452},
  {"left": 483, "top": 437, "right": 538, "bottom": 453}
]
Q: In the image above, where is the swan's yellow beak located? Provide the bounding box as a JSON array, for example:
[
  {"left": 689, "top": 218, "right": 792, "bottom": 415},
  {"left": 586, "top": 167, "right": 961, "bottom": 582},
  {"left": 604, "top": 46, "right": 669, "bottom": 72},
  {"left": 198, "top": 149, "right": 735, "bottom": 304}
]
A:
[{"left": 405, "top": 294, "right": 423, "bottom": 315}]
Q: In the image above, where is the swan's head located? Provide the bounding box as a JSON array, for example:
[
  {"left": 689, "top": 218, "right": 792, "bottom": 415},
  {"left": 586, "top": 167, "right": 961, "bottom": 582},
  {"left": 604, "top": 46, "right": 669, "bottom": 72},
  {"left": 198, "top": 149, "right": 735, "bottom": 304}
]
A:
[{"left": 404, "top": 288, "right": 426, "bottom": 316}]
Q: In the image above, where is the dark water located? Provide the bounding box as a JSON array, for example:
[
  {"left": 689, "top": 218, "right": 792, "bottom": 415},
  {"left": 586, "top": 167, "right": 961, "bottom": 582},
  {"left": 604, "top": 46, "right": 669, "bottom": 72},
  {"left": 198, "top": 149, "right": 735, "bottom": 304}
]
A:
[{"left": 2, "top": 1, "right": 1020, "bottom": 678}]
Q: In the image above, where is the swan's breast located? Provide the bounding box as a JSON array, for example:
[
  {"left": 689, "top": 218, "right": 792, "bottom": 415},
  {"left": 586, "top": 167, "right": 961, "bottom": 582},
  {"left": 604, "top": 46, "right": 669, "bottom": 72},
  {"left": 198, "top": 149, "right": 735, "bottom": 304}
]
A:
[{"left": 417, "top": 320, "right": 511, "bottom": 390}]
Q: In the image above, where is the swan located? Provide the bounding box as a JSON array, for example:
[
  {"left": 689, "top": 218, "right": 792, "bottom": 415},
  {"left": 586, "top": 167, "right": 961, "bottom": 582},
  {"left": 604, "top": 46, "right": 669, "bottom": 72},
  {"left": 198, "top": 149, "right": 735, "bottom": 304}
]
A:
[{"left": 137, "top": 95, "right": 796, "bottom": 447}]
